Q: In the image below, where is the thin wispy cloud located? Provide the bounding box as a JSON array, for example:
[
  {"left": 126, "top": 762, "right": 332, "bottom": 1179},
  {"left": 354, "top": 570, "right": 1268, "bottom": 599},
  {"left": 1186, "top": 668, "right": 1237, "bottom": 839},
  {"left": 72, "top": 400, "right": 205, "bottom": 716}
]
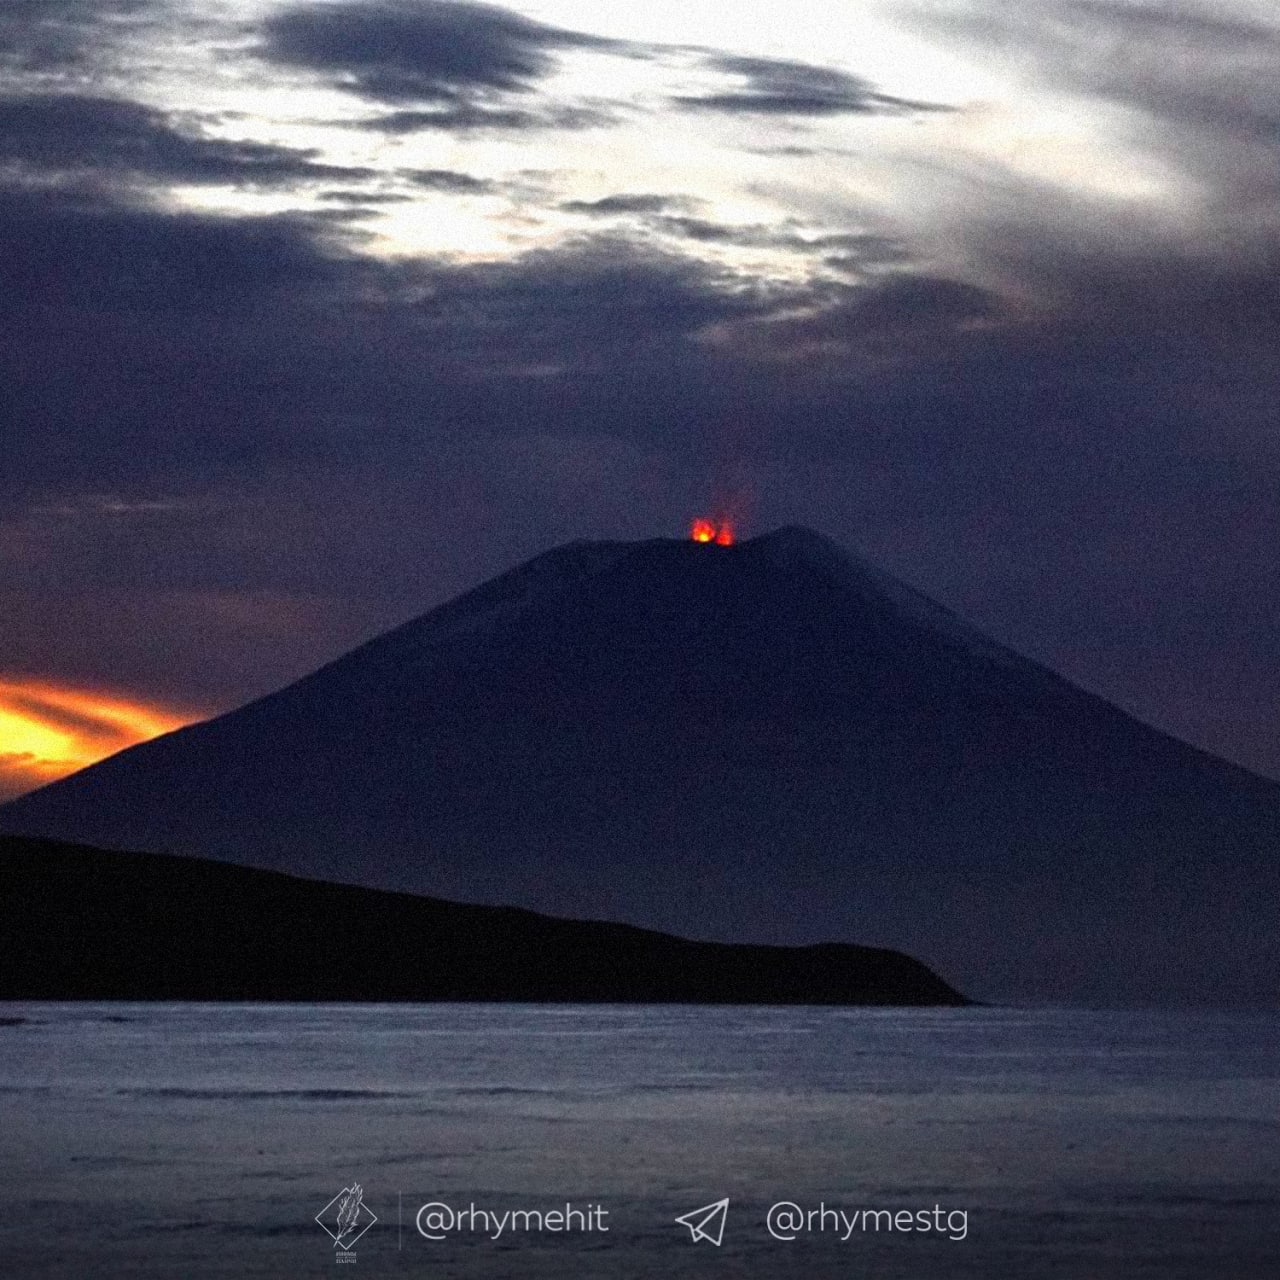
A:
[{"left": 673, "top": 52, "right": 953, "bottom": 117}]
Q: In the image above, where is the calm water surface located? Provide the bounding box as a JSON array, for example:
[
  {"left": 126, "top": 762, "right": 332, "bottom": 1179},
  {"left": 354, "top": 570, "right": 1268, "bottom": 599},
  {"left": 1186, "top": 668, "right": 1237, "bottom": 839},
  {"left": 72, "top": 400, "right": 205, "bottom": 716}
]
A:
[{"left": 0, "top": 1003, "right": 1276, "bottom": 1277}]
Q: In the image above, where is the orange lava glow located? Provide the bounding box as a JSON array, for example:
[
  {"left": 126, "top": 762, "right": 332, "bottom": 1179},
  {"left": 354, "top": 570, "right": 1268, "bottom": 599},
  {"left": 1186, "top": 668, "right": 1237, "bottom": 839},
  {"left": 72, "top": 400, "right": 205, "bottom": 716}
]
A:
[
  {"left": 0, "top": 677, "right": 202, "bottom": 802},
  {"left": 690, "top": 518, "right": 735, "bottom": 546}
]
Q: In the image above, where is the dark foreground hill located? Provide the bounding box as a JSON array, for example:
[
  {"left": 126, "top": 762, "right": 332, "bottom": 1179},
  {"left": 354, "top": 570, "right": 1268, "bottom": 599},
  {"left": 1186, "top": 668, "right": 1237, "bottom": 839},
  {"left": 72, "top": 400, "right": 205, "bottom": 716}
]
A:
[
  {"left": 0, "top": 835, "right": 965, "bottom": 1004},
  {"left": 3, "top": 526, "right": 1277, "bottom": 1004}
]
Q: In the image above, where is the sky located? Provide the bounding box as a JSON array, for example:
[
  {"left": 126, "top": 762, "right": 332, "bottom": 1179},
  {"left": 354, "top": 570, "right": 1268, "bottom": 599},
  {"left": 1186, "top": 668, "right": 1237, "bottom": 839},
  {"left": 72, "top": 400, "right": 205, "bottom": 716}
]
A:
[{"left": 2, "top": 0, "right": 1279, "bottom": 800}]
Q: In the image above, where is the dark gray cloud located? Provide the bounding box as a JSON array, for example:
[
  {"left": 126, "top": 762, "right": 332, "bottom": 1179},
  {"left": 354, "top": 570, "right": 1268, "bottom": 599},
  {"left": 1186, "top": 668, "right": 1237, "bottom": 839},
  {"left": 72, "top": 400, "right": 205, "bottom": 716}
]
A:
[
  {"left": 558, "top": 202, "right": 913, "bottom": 271},
  {"left": 655, "top": 214, "right": 818, "bottom": 253},
  {"left": 319, "top": 189, "right": 414, "bottom": 205},
  {"left": 404, "top": 168, "right": 500, "bottom": 193},
  {"left": 0, "top": 92, "right": 374, "bottom": 186},
  {"left": 714, "top": 270, "right": 1005, "bottom": 379},
  {"left": 357, "top": 101, "right": 617, "bottom": 134},
  {"left": 0, "top": 184, "right": 382, "bottom": 489},
  {"left": 0, "top": 0, "right": 156, "bottom": 74},
  {"left": 674, "top": 52, "right": 951, "bottom": 117},
  {"left": 260, "top": 0, "right": 627, "bottom": 103},
  {"left": 561, "top": 193, "right": 682, "bottom": 216},
  {"left": 0, "top": 185, "right": 352, "bottom": 320},
  {"left": 403, "top": 238, "right": 776, "bottom": 374},
  {"left": 258, "top": 1, "right": 647, "bottom": 135},
  {"left": 0, "top": 180, "right": 775, "bottom": 512},
  {"left": 813, "top": 272, "right": 999, "bottom": 336}
]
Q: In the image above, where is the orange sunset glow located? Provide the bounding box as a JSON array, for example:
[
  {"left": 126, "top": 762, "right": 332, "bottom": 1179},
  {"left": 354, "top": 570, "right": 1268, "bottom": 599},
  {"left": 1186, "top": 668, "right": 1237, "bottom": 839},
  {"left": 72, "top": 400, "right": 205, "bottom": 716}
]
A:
[{"left": 0, "top": 678, "right": 203, "bottom": 803}]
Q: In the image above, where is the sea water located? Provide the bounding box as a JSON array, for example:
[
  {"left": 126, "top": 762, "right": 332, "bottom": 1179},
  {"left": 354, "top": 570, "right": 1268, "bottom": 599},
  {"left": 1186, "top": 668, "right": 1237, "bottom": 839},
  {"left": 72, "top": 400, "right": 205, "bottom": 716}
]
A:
[{"left": 0, "top": 1004, "right": 1276, "bottom": 1278}]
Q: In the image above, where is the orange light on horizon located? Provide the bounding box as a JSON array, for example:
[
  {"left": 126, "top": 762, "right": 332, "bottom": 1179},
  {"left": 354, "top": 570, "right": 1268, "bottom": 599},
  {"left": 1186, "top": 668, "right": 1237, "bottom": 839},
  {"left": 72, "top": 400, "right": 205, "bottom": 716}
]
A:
[{"left": 0, "top": 677, "right": 204, "bottom": 803}]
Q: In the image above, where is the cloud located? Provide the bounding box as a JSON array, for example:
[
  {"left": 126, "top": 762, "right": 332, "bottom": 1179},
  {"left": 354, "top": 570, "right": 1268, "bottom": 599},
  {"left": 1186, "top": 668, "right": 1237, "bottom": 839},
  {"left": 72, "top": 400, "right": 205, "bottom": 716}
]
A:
[
  {"left": 404, "top": 168, "right": 500, "bottom": 193},
  {"left": 0, "top": 182, "right": 380, "bottom": 498},
  {"left": 319, "top": 189, "right": 415, "bottom": 205},
  {"left": 355, "top": 101, "right": 618, "bottom": 134},
  {"left": 0, "top": 178, "right": 781, "bottom": 515},
  {"left": 651, "top": 216, "right": 907, "bottom": 260},
  {"left": 921, "top": 0, "right": 1280, "bottom": 129},
  {"left": 561, "top": 193, "right": 683, "bottom": 216},
  {"left": 0, "top": 92, "right": 374, "bottom": 187},
  {"left": 260, "top": 0, "right": 628, "bottom": 103},
  {"left": 557, "top": 202, "right": 913, "bottom": 273},
  {"left": 673, "top": 52, "right": 951, "bottom": 117},
  {"left": 913, "top": 0, "right": 1280, "bottom": 209},
  {"left": 0, "top": 0, "right": 156, "bottom": 74},
  {"left": 722, "top": 271, "right": 1005, "bottom": 374},
  {"left": 258, "top": 1, "right": 648, "bottom": 134},
  {"left": 655, "top": 215, "right": 780, "bottom": 245},
  {"left": 419, "top": 242, "right": 776, "bottom": 389},
  {"left": 0, "top": 185, "right": 352, "bottom": 318}
]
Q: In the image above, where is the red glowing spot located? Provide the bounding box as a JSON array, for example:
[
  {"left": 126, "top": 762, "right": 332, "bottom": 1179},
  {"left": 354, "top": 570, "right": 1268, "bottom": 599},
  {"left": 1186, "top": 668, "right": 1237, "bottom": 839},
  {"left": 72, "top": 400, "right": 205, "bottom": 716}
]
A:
[{"left": 690, "top": 518, "right": 735, "bottom": 546}]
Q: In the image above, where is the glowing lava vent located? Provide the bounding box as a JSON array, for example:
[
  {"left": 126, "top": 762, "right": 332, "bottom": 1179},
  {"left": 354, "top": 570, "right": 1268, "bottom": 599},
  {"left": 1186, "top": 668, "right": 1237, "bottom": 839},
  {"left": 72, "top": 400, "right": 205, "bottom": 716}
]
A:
[{"left": 690, "top": 518, "right": 735, "bottom": 546}]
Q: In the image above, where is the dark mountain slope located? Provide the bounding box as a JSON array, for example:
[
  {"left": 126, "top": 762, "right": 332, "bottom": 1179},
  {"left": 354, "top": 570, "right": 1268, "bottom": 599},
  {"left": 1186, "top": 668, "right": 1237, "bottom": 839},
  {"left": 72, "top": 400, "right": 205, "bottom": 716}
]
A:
[{"left": 3, "top": 527, "right": 1276, "bottom": 1004}]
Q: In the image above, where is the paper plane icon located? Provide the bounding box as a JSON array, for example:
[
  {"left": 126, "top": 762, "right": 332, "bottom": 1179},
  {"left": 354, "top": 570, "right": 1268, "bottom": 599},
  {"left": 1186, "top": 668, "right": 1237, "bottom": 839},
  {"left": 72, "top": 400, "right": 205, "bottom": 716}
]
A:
[{"left": 674, "top": 1197, "right": 729, "bottom": 1246}]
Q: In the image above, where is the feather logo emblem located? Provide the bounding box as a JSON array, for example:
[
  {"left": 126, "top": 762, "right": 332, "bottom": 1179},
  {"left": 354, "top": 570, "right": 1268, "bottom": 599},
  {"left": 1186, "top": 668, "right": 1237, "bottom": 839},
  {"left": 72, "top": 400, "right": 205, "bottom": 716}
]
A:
[{"left": 316, "top": 1182, "right": 377, "bottom": 1255}]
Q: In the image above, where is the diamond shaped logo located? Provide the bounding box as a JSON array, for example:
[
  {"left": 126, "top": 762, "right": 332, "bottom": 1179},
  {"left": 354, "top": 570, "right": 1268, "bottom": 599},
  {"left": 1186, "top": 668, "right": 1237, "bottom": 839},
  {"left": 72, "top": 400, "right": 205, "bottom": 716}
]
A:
[{"left": 316, "top": 1183, "right": 377, "bottom": 1251}]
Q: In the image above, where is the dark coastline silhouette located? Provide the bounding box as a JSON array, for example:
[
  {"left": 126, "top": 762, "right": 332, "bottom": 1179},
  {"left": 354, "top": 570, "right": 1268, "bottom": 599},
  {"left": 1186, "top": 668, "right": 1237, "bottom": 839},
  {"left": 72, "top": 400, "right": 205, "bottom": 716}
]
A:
[{"left": 0, "top": 835, "right": 965, "bottom": 1004}]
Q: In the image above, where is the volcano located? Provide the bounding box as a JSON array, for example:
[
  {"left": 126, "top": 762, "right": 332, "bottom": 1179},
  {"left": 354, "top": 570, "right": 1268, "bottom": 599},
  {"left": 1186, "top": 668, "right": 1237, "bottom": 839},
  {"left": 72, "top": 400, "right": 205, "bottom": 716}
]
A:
[{"left": 2, "top": 526, "right": 1276, "bottom": 1003}]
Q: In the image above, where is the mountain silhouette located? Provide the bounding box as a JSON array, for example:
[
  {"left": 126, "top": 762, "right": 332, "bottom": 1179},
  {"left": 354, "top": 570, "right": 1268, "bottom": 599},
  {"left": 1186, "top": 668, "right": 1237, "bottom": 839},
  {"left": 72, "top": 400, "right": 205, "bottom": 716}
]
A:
[
  {"left": 0, "top": 834, "right": 965, "bottom": 1004},
  {"left": 3, "top": 526, "right": 1276, "bottom": 1003}
]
